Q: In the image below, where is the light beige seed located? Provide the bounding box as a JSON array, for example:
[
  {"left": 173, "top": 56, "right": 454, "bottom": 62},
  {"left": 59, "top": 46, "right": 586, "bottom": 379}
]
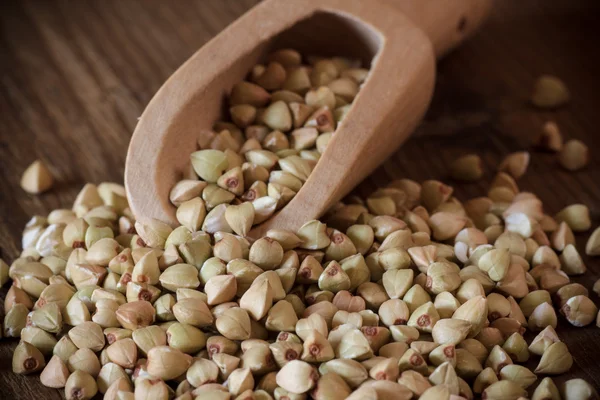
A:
[
  {"left": 560, "top": 244, "right": 586, "bottom": 275},
  {"left": 266, "top": 300, "right": 298, "bottom": 332},
  {"left": 496, "top": 264, "right": 529, "bottom": 298},
  {"left": 538, "top": 121, "right": 563, "bottom": 152},
  {"left": 217, "top": 166, "right": 245, "bottom": 196},
  {"left": 532, "top": 377, "right": 560, "bottom": 400},
  {"left": 131, "top": 252, "right": 160, "bottom": 285},
  {"left": 21, "top": 160, "right": 54, "bottom": 194},
  {"left": 319, "top": 359, "right": 367, "bottom": 390},
  {"left": 276, "top": 360, "right": 317, "bottom": 394},
  {"left": 328, "top": 78, "right": 358, "bottom": 101},
  {"left": 452, "top": 296, "right": 488, "bottom": 337},
  {"left": 106, "top": 338, "right": 137, "bottom": 369},
  {"left": 304, "top": 106, "right": 335, "bottom": 133},
  {"left": 69, "top": 321, "right": 105, "bottom": 351},
  {"left": 265, "top": 229, "right": 303, "bottom": 251},
  {"left": 130, "top": 326, "right": 165, "bottom": 358},
  {"left": 29, "top": 302, "right": 63, "bottom": 333},
  {"left": 429, "top": 344, "right": 456, "bottom": 368},
  {"left": 550, "top": 221, "right": 575, "bottom": 252},
  {"left": 202, "top": 183, "right": 236, "bottom": 209},
  {"left": 224, "top": 203, "right": 254, "bottom": 237},
  {"left": 318, "top": 261, "right": 351, "bottom": 293},
  {"left": 531, "top": 75, "right": 570, "bottom": 108},
  {"left": 116, "top": 301, "right": 155, "bottom": 330},
  {"left": 529, "top": 325, "right": 561, "bottom": 356},
  {"left": 432, "top": 318, "right": 471, "bottom": 345},
  {"left": 561, "top": 295, "right": 598, "bottom": 327},
  {"left": 146, "top": 346, "right": 192, "bottom": 380},
  {"left": 249, "top": 237, "right": 284, "bottom": 270},
  {"left": 270, "top": 340, "right": 302, "bottom": 369},
  {"left": 528, "top": 302, "right": 557, "bottom": 332},
  {"left": 283, "top": 66, "right": 311, "bottom": 93},
  {"left": 296, "top": 220, "right": 331, "bottom": 250},
  {"left": 240, "top": 279, "right": 273, "bottom": 320},
  {"left": 19, "top": 326, "right": 57, "bottom": 356},
  {"left": 301, "top": 330, "right": 334, "bottom": 363},
  {"left": 135, "top": 378, "right": 169, "bottom": 399},
  {"left": 428, "top": 212, "right": 466, "bottom": 241},
  {"left": 414, "top": 385, "right": 449, "bottom": 400},
  {"left": 159, "top": 263, "right": 200, "bottom": 291},
  {"left": 428, "top": 362, "right": 460, "bottom": 395},
  {"left": 204, "top": 275, "right": 237, "bottom": 306},
  {"left": 253, "top": 62, "right": 286, "bottom": 90},
  {"left": 86, "top": 238, "right": 121, "bottom": 267},
  {"left": 519, "top": 290, "right": 552, "bottom": 318},
  {"left": 251, "top": 196, "right": 277, "bottom": 225},
  {"left": 212, "top": 234, "right": 242, "bottom": 263},
  {"left": 305, "top": 85, "right": 336, "bottom": 110},
  {"left": 433, "top": 292, "right": 461, "bottom": 319},
  {"left": 254, "top": 270, "right": 286, "bottom": 301},
  {"left": 102, "top": 376, "right": 131, "bottom": 399},
  {"left": 450, "top": 154, "right": 484, "bottom": 182},
  {"left": 268, "top": 49, "right": 301, "bottom": 67},
  {"left": 296, "top": 313, "right": 328, "bottom": 343},
  {"left": 499, "top": 364, "right": 537, "bottom": 389},
  {"left": 53, "top": 336, "right": 78, "bottom": 363},
  {"left": 169, "top": 180, "right": 207, "bottom": 207},
  {"left": 586, "top": 227, "right": 600, "bottom": 256},
  {"left": 176, "top": 198, "right": 207, "bottom": 232},
  {"left": 561, "top": 378, "right": 598, "bottom": 400},
  {"left": 402, "top": 284, "right": 431, "bottom": 315},
  {"left": 482, "top": 380, "right": 527, "bottom": 400},
  {"left": 40, "top": 355, "right": 69, "bottom": 388},
  {"left": 556, "top": 283, "right": 589, "bottom": 308},
  {"left": 72, "top": 183, "right": 103, "bottom": 212},
  {"left": 186, "top": 358, "right": 219, "bottom": 387},
  {"left": 535, "top": 341, "right": 573, "bottom": 375},
  {"left": 104, "top": 328, "right": 132, "bottom": 345},
  {"left": 502, "top": 332, "right": 529, "bottom": 363},
  {"left": 65, "top": 370, "right": 98, "bottom": 400},
  {"left": 407, "top": 302, "right": 439, "bottom": 333},
  {"left": 228, "top": 367, "right": 255, "bottom": 396},
  {"left": 134, "top": 218, "right": 172, "bottom": 248},
  {"left": 3, "top": 303, "right": 28, "bottom": 337},
  {"left": 13, "top": 341, "right": 46, "bottom": 374},
  {"left": 173, "top": 297, "right": 212, "bottom": 327},
  {"left": 68, "top": 348, "right": 101, "bottom": 377},
  {"left": 381, "top": 269, "right": 413, "bottom": 300},
  {"left": 555, "top": 204, "right": 591, "bottom": 232},
  {"left": 312, "top": 372, "right": 352, "bottom": 400},
  {"left": 335, "top": 328, "right": 373, "bottom": 361},
  {"left": 216, "top": 307, "right": 252, "bottom": 340},
  {"left": 498, "top": 152, "right": 530, "bottom": 179},
  {"left": 190, "top": 149, "right": 229, "bottom": 183},
  {"left": 559, "top": 139, "right": 589, "bottom": 171},
  {"left": 397, "top": 370, "right": 431, "bottom": 397}
]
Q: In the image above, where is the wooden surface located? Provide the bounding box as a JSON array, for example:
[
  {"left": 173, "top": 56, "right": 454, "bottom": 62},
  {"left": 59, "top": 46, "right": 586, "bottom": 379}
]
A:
[{"left": 0, "top": 0, "right": 599, "bottom": 397}]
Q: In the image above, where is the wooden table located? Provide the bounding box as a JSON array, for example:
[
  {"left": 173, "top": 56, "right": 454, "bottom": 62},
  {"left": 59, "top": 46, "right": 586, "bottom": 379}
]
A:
[{"left": 1, "top": 0, "right": 599, "bottom": 397}]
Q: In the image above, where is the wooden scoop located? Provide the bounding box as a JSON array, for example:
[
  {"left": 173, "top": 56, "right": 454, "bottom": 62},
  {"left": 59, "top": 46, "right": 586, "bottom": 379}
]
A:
[{"left": 125, "top": 0, "right": 492, "bottom": 237}]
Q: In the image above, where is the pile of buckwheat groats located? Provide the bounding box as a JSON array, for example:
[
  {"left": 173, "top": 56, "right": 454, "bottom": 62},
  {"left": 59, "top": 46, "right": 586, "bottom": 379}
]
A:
[
  {"left": 169, "top": 49, "right": 368, "bottom": 232},
  {"left": 5, "top": 52, "right": 600, "bottom": 399}
]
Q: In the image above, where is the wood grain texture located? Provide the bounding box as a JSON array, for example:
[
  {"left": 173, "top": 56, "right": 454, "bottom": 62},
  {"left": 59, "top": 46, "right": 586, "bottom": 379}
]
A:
[{"left": 0, "top": 0, "right": 599, "bottom": 397}]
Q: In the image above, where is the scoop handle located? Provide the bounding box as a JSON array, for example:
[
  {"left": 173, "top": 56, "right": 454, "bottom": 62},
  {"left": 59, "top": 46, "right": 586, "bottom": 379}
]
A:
[{"left": 386, "top": 0, "right": 493, "bottom": 57}]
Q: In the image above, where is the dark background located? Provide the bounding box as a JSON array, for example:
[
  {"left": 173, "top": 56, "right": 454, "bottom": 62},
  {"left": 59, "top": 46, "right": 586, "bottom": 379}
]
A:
[{"left": 1, "top": 0, "right": 599, "bottom": 397}]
